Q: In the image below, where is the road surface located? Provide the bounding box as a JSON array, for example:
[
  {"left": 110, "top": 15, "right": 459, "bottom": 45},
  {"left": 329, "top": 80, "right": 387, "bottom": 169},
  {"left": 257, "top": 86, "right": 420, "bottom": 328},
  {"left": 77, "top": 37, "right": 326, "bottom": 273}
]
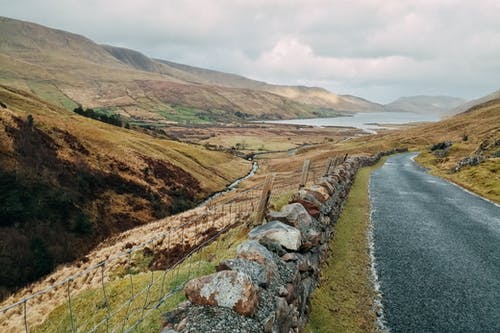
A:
[{"left": 370, "top": 153, "right": 500, "bottom": 332}]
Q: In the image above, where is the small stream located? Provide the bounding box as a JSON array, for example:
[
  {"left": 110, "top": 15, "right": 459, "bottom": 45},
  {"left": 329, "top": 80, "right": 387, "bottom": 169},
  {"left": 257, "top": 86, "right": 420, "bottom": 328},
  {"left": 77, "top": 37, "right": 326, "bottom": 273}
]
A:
[
  {"left": 197, "top": 161, "right": 259, "bottom": 207},
  {"left": 196, "top": 142, "right": 312, "bottom": 207}
]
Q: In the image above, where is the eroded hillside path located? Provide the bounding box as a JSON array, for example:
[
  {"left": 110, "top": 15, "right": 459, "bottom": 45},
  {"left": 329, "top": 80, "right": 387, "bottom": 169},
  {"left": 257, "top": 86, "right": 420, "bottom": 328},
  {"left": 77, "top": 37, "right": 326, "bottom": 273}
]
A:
[{"left": 370, "top": 153, "right": 500, "bottom": 332}]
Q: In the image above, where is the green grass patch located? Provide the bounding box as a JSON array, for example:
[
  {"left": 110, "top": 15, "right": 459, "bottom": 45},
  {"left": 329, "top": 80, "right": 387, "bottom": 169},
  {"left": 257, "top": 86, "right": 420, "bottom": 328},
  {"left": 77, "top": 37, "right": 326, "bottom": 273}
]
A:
[
  {"left": 158, "top": 105, "right": 213, "bottom": 125},
  {"left": 305, "top": 157, "right": 388, "bottom": 333},
  {"left": 33, "top": 225, "right": 250, "bottom": 333},
  {"left": 270, "top": 191, "right": 295, "bottom": 211},
  {"left": 92, "top": 107, "right": 118, "bottom": 116},
  {"left": 26, "top": 81, "right": 78, "bottom": 111}
]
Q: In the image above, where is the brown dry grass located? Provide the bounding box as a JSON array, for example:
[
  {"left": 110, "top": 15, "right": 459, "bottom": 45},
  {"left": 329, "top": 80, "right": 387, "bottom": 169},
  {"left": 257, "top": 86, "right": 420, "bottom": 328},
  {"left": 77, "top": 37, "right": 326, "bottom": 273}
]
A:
[
  {"left": 0, "top": 201, "right": 254, "bottom": 332},
  {"left": 0, "top": 85, "right": 250, "bottom": 193}
]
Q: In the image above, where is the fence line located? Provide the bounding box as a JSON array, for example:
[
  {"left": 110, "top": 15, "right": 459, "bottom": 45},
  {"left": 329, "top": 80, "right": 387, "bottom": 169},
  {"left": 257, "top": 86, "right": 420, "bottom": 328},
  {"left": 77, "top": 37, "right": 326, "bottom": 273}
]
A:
[{"left": 0, "top": 155, "right": 334, "bottom": 332}]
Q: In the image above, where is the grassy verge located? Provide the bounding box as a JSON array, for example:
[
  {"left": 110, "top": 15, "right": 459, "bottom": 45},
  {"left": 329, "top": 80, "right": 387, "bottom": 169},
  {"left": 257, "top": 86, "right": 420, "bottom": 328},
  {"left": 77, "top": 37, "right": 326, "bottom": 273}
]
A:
[
  {"left": 305, "top": 157, "right": 388, "bottom": 333},
  {"left": 415, "top": 151, "right": 499, "bottom": 204}
]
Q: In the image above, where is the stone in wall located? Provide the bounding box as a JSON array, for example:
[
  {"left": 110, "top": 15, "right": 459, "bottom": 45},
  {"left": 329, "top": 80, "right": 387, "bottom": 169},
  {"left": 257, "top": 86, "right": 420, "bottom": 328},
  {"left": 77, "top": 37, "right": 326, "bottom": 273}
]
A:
[
  {"left": 184, "top": 270, "right": 259, "bottom": 316},
  {"left": 267, "top": 203, "right": 312, "bottom": 229},
  {"left": 217, "top": 258, "right": 271, "bottom": 287},
  {"left": 237, "top": 240, "right": 279, "bottom": 274},
  {"left": 248, "top": 221, "right": 302, "bottom": 251}
]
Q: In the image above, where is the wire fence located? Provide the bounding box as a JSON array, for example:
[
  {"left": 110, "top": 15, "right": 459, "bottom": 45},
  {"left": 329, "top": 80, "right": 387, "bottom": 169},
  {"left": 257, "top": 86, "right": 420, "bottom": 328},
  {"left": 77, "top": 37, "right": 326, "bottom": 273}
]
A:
[{"left": 0, "top": 156, "right": 336, "bottom": 333}]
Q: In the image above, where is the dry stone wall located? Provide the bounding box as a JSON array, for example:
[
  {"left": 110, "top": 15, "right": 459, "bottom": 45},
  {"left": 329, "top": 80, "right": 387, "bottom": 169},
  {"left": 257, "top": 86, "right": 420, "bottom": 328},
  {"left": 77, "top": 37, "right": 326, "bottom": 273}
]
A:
[{"left": 162, "top": 149, "right": 407, "bottom": 333}]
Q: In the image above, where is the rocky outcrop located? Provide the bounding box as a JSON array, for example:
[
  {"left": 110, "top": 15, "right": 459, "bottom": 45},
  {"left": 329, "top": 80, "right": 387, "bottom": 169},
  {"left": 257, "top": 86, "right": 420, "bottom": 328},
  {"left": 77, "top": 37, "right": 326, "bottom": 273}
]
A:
[
  {"left": 451, "top": 155, "right": 485, "bottom": 173},
  {"left": 162, "top": 148, "right": 407, "bottom": 333},
  {"left": 431, "top": 141, "right": 452, "bottom": 157}
]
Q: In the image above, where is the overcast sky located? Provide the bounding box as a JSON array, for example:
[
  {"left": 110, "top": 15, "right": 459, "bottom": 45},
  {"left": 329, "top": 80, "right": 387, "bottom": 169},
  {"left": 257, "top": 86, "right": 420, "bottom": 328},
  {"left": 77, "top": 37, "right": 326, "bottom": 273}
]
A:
[{"left": 2, "top": 0, "right": 499, "bottom": 103}]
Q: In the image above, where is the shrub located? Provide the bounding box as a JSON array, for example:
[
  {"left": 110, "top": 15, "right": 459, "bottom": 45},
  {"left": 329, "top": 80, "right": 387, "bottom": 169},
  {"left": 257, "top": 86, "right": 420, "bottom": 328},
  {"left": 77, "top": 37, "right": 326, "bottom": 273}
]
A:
[
  {"left": 73, "top": 107, "right": 127, "bottom": 128},
  {"left": 30, "top": 238, "right": 54, "bottom": 278}
]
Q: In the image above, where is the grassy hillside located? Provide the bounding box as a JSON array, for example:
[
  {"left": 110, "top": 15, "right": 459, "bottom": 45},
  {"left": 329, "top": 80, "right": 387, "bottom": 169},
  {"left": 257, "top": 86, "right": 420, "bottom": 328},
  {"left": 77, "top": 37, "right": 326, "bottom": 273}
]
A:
[
  {"left": 156, "top": 58, "right": 383, "bottom": 113},
  {"left": 0, "top": 16, "right": 382, "bottom": 125},
  {"left": 0, "top": 85, "right": 250, "bottom": 296}
]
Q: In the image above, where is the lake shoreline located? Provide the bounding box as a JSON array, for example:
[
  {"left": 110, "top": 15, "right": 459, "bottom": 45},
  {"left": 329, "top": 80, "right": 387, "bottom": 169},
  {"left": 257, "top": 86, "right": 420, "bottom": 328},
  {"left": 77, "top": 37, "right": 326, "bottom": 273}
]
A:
[{"left": 258, "top": 111, "right": 441, "bottom": 131}]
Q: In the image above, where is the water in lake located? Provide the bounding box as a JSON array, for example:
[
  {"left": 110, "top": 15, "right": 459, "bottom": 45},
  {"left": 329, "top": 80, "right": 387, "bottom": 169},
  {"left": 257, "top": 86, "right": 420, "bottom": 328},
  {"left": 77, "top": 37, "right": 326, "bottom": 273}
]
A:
[{"left": 262, "top": 111, "right": 440, "bottom": 132}]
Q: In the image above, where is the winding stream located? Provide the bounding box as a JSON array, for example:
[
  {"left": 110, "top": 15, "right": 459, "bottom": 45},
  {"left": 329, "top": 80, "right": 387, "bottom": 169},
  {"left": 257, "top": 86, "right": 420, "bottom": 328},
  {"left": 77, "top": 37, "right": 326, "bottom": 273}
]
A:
[{"left": 197, "top": 161, "right": 259, "bottom": 207}]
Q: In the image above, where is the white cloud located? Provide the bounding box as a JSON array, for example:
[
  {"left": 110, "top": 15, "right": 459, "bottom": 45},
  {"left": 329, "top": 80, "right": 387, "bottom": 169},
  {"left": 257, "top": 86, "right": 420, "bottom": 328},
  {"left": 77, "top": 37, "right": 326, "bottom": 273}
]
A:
[{"left": 1, "top": 0, "right": 499, "bottom": 102}]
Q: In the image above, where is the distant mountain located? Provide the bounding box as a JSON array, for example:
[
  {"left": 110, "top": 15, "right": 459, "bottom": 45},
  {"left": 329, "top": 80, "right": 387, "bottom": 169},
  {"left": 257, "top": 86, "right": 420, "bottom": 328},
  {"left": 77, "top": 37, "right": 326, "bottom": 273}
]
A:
[
  {"left": 155, "top": 58, "right": 384, "bottom": 112},
  {"left": 384, "top": 95, "right": 466, "bottom": 115},
  {"left": 0, "top": 16, "right": 382, "bottom": 124},
  {"left": 451, "top": 89, "right": 500, "bottom": 114}
]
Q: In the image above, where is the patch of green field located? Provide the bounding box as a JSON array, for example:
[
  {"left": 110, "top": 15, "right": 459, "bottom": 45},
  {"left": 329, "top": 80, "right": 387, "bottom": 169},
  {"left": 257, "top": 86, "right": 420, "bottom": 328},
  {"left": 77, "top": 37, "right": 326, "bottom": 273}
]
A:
[
  {"left": 32, "top": 225, "right": 250, "bottom": 333},
  {"left": 93, "top": 107, "right": 118, "bottom": 116},
  {"left": 26, "top": 80, "right": 78, "bottom": 110},
  {"left": 305, "top": 157, "right": 388, "bottom": 333},
  {"left": 134, "top": 96, "right": 174, "bottom": 113},
  {"left": 157, "top": 105, "right": 213, "bottom": 125}
]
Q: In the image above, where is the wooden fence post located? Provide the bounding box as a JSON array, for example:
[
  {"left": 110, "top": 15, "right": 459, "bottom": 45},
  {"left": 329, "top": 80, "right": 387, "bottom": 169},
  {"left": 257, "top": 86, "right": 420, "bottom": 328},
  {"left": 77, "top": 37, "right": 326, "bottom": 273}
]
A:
[
  {"left": 254, "top": 174, "right": 275, "bottom": 225},
  {"left": 324, "top": 158, "right": 334, "bottom": 176},
  {"left": 299, "top": 159, "right": 311, "bottom": 189}
]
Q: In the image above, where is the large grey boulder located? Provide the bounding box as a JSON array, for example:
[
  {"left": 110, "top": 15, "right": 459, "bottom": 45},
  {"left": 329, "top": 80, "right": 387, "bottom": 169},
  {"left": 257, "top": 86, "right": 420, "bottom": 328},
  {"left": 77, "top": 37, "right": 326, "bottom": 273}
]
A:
[
  {"left": 267, "top": 203, "right": 323, "bottom": 247},
  {"left": 237, "top": 240, "right": 275, "bottom": 266},
  {"left": 217, "top": 258, "right": 270, "bottom": 287},
  {"left": 307, "top": 185, "right": 330, "bottom": 202},
  {"left": 236, "top": 240, "right": 279, "bottom": 274},
  {"left": 184, "top": 271, "right": 259, "bottom": 316},
  {"left": 267, "top": 203, "right": 312, "bottom": 229},
  {"left": 248, "top": 221, "right": 301, "bottom": 251}
]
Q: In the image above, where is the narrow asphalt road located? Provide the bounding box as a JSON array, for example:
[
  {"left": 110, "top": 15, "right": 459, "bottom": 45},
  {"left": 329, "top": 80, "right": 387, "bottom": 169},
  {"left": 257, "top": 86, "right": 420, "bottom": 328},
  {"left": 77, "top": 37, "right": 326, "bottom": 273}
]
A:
[{"left": 370, "top": 153, "right": 500, "bottom": 333}]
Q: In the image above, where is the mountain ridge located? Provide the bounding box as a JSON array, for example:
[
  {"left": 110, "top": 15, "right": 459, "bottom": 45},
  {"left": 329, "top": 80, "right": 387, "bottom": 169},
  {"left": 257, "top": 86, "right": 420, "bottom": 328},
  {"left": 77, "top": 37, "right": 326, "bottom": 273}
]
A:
[
  {"left": 451, "top": 89, "right": 500, "bottom": 114},
  {"left": 385, "top": 95, "right": 466, "bottom": 115},
  {"left": 0, "top": 16, "right": 382, "bottom": 123}
]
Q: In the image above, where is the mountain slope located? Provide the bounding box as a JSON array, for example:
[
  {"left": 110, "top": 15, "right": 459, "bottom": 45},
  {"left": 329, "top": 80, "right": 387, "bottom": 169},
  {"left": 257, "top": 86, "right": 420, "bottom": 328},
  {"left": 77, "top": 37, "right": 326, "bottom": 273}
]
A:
[
  {"left": 0, "top": 16, "right": 381, "bottom": 124},
  {"left": 451, "top": 89, "right": 500, "bottom": 114},
  {"left": 156, "top": 57, "right": 383, "bottom": 112},
  {"left": 384, "top": 95, "right": 466, "bottom": 115},
  {"left": 0, "top": 84, "right": 250, "bottom": 295}
]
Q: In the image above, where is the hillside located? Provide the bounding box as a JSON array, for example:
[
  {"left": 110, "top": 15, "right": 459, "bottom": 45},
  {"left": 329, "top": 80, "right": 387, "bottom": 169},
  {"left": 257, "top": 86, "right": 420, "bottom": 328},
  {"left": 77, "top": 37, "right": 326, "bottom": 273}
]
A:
[
  {"left": 451, "top": 89, "right": 500, "bottom": 114},
  {"left": 0, "top": 16, "right": 381, "bottom": 125},
  {"left": 385, "top": 95, "right": 466, "bottom": 115},
  {"left": 156, "top": 58, "right": 384, "bottom": 112},
  {"left": 0, "top": 85, "right": 250, "bottom": 296}
]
